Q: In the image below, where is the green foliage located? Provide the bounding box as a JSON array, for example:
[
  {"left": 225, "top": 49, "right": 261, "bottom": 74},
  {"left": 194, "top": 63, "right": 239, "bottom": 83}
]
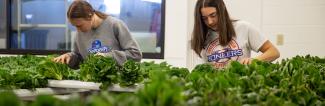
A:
[
  {"left": 1, "top": 55, "right": 325, "bottom": 106},
  {"left": 0, "top": 91, "right": 22, "bottom": 106},
  {"left": 37, "top": 57, "right": 79, "bottom": 80},
  {"left": 80, "top": 55, "right": 119, "bottom": 89},
  {"left": 192, "top": 63, "right": 217, "bottom": 73},
  {"left": 136, "top": 71, "right": 186, "bottom": 106},
  {"left": 185, "top": 55, "right": 325, "bottom": 106},
  {"left": 0, "top": 55, "right": 48, "bottom": 89},
  {"left": 119, "top": 60, "right": 143, "bottom": 86}
]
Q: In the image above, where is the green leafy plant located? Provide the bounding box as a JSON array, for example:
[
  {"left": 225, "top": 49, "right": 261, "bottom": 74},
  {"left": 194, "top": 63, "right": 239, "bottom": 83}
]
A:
[
  {"left": 37, "top": 57, "right": 79, "bottom": 80},
  {"left": 119, "top": 60, "right": 143, "bottom": 87},
  {"left": 80, "top": 55, "right": 119, "bottom": 89}
]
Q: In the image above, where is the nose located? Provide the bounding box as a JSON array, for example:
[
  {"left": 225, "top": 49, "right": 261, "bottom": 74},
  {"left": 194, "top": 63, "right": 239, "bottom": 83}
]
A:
[{"left": 208, "top": 17, "right": 214, "bottom": 26}]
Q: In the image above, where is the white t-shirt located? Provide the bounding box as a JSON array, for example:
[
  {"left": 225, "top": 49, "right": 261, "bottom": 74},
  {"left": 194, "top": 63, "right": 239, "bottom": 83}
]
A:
[{"left": 201, "top": 20, "right": 267, "bottom": 68}]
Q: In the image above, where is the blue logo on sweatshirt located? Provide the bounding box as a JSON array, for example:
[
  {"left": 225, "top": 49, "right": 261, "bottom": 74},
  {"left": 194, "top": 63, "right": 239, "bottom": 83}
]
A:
[{"left": 88, "top": 40, "right": 110, "bottom": 53}]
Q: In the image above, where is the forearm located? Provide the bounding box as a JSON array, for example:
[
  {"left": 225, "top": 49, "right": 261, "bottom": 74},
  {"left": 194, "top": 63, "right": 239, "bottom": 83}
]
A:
[{"left": 255, "top": 47, "right": 280, "bottom": 62}]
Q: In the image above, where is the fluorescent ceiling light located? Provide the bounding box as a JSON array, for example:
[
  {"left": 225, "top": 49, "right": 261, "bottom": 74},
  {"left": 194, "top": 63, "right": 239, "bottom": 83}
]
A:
[{"left": 141, "top": 0, "right": 161, "bottom": 3}]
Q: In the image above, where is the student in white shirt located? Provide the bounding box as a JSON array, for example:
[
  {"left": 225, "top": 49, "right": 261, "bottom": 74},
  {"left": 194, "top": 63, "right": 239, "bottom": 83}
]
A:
[{"left": 191, "top": 0, "right": 280, "bottom": 68}]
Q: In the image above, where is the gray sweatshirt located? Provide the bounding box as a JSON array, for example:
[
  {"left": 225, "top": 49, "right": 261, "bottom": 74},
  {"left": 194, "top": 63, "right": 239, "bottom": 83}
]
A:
[{"left": 68, "top": 16, "right": 142, "bottom": 68}]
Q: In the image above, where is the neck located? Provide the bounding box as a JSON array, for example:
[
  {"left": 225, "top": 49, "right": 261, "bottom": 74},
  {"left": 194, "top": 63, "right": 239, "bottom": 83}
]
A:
[{"left": 92, "top": 14, "right": 103, "bottom": 29}]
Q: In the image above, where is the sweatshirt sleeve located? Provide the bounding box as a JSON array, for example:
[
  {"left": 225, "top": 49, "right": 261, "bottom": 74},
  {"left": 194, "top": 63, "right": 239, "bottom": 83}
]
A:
[
  {"left": 103, "top": 19, "right": 142, "bottom": 65},
  {"left": 67, "top": 40, "right": 83, "bottom": 69}
]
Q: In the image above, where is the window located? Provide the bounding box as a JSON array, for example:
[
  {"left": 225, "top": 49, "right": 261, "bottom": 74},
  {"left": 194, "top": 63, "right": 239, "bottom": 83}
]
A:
[{"left": 0, "top": 0, "right": 165, "bottom": 59}]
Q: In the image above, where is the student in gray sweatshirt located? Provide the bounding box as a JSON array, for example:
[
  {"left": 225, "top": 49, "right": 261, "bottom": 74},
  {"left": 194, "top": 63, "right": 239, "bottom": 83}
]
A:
[{"left": 53, "top": 0, "right": 142, "bottom": 68}]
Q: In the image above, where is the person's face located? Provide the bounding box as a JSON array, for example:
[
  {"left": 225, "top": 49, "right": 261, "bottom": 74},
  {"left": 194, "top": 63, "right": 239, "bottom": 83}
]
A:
[
  {"left": 201, "top": 7, "right": 218, "bottom": 31},
  {"left": 69, "top": 18, "right": 93, "bottom": 32}
]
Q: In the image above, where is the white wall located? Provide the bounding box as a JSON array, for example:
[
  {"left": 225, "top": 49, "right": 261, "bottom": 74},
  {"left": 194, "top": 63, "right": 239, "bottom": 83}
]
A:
[
  {"left": 263, "top": 0, "right": 325, "bottom": 60},
  {"left": 186, "top": 0, "right": 201, "bottom": 70}
]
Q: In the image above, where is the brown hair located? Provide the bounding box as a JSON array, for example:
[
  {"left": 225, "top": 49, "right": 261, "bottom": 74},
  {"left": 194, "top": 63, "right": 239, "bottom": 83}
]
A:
[
  {"left": 191, "top": 0, "right": 236, "bottom": 57},
  {"left": 67, "top": 0, "right": 108, "bottom": 20}
]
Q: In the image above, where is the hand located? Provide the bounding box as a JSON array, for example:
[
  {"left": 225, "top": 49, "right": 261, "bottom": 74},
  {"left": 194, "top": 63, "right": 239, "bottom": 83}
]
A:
[
  {"left": 95, "top": 52, "right": 105, "bottom": 57},
  {"left": 240, "top": 58, "right": 253, "bottom": 65},
  {"left": 53, "top": 53, "right": 71, "bottom": 64},
  {"left": 95, "top": 52, "right": 112, "bottom": 57}
]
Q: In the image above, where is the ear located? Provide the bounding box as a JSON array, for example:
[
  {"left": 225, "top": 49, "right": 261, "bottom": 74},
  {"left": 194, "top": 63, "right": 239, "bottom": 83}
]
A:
[{"left": 86, "top": 13, "right": 94, "bottom": 21}]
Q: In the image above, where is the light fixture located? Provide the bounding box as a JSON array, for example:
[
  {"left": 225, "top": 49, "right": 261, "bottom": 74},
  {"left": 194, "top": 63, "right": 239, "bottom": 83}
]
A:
[{"left": 141, "top": 0, "right": 161, "bottom": 3}]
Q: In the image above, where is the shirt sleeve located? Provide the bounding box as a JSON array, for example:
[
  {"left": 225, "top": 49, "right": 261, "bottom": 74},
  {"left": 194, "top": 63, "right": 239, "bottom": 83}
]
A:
[
  {"left": 67, "top": 39, "right": 83, "bottom": 69},
  {"left": 246, "top": 22, "right": 267, "bottom": 52},
  {"left": 102, "top": 19, "right": 142, "bottom": 65}
]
